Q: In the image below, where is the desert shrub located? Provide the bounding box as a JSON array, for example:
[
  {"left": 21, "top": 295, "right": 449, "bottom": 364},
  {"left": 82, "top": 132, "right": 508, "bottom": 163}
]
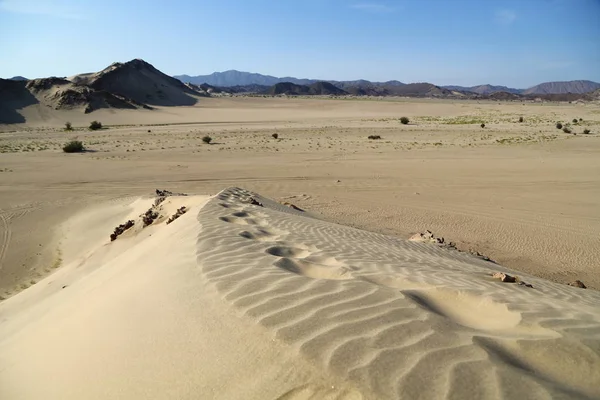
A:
[
  {"left": 272, "top": 133, "right": 278, "bottom": 139},
  {"left": 480, "top": 123, "right": 485, "bottom": 128},
  {"left": 62, "top": 140, "right": 84, "bottom": 153},
  {"left": 556, "top": 122, "right": 563, "bottom": 129},
  {"left": 89, "top": 121, "right": 102, "bottom": 130},
  {"left": 518, "top": 116, "right": 523, "bottom": 123},
  {"left": 572, "top": 118, "right": 578, "bottom": 124},
  {"left": 202, "top": 135, "right": 212, "bottom": 144},
  {"left": 562, "top": 127, "right": 572, "bottom": 134},
  {"left": 400, "top": 117, "right": 409, "bottom": 125},
  {"left": 65, "top": 121, "right": 73, "bottom": 131},
  {"left": 579, "top": 118, "right": 583, "bottom": 122},
  {"left": 583, "top": 129, "right": 591, "bottom": 134},
  {"left": 368, "top": 135, "right": 382, "bottom": 140}
]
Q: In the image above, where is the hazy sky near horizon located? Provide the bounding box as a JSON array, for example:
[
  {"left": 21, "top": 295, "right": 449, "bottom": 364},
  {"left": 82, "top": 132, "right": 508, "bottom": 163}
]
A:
[{"left": 1, "top": 0, "right": 599, "bottom": 87}]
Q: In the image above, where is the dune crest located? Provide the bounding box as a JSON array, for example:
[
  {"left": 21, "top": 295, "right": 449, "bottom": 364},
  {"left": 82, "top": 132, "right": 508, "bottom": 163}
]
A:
[
  {"left": 200, "top": 187, "right": 600, "bottom": 399},
  {"left": 1, "top": 187, "right": 600, "bottom": 399}
]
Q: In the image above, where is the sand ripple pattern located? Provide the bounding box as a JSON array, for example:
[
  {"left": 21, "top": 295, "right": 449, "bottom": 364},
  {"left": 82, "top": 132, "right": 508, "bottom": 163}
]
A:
[{"left": 197, "top": 187, "right": 600, "bottom": 399}]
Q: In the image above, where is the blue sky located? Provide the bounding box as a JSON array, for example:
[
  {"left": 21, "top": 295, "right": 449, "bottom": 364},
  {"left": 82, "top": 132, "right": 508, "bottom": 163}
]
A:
[{"left": 1, "top": 0, "right": 599, "bottom": 87}]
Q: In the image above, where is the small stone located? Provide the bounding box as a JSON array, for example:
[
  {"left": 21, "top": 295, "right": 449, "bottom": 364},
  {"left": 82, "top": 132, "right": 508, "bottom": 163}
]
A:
[
  {"left": 568, "top": 280, "right": 586, "bottom": 289},
  {"left": 282, "top": 202, "right": 304, "bottom": 211},
  {"left": 492, "top": 272, "right": 516, "bottom": 283},
  {"left": 249, "top": 197, "right": 263, "bottom": 207},
  {"left": 518, "top": 281, "right": 533, "bottom": 288}
]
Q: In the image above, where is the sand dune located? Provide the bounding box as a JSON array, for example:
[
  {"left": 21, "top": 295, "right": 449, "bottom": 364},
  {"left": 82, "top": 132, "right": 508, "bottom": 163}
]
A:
[{"left": 1, "top": 187, "right": 599, "bottom": 399}]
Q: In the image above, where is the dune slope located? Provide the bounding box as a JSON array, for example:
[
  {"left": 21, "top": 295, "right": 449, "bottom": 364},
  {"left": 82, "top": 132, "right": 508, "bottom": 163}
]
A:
[{"left": 1, "top": 187, "right": 599, "bottom": 399}]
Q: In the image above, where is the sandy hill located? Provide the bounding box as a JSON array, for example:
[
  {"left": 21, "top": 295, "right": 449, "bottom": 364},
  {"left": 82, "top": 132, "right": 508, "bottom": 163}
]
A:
[
  {"left": 0, "top": 76, "right": 147, "bottom": 123},
  {"left": 70, "top": 59, "right": 201, "bottom": 106},
  {"left": 1, "top": 59, "right": 206, "bottom": 124},
  {"left": 26, "top": 77, "right": 145, "bottom": 113},
  {"left": 0, "top": 79, "right": 39, "bottom": 123},
  {"left": 0, "top": 187, "right": 599, "bottom": 399}
]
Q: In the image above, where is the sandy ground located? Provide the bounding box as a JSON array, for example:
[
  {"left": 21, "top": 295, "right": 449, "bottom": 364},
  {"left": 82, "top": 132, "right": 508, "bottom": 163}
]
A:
[
  {"left": 0, "top": 97, "right": 599, "bottom": 398},
  {"left": 1, "top": 97, "right": 599, "bottom": 297}
]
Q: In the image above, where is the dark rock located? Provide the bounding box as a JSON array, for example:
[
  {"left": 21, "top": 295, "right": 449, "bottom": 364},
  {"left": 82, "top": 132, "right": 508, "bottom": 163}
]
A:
[
  {"left": 155, "top": 188, "right": 187, "bottom": 197},
  {"left": 282, "top": 202, "right": 304, "bottom": 211},
  {"left": 249, "top": 197, "right": 263, "bottom": 207},
  {"left": 142, "top": 209, "right": 159, "bottom": 226},
  {"left": 492, "top": 272, "right": 516, "bottom": 283},
  {"left": 568, "top": 280, "right": 587, "bottom": 289},
  {"left": 167, "top": 206, "right": 187, "bottom": 224},
  {"left": 110, "top": 219, "right": 135, "bottom": 241},
  {"left": 518, "top": 281, "right": 534, "bottom": 288}
]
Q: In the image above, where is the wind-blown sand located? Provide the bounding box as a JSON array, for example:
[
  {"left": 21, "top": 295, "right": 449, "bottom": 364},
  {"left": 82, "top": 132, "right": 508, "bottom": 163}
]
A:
[{"left": 1, "top": 187, "right": 599, "bottom": 399}]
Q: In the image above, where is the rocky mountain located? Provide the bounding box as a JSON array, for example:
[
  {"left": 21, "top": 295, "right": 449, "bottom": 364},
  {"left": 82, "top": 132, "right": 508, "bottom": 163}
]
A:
[
  {"left": 175, "top": 70, "right": 316, "bottom": 87},
  {"left": 443, "top": 84, "right": 521, "bottom": 95},
  {"left": 176, "top": 70, "right": 599, "bottom": 96},
  {"left": 9, "top": 76, "right": 28, "bottom": 81},
  {"left": 1, "top": 59, "right": 208, "bottom": 123},
  {"left": 70, "top": 59, "right": 202, "bottom": 106},
  {"left": 267, "top": 82, "right": 348, "bottom": 96},
  {"left": 389, "top": 83, "right": 453, "bottom": 97},
  {"left": 175, "top": 71, "right": 405, "bottom": 89},
  {"left": 522, "top": 80, "right": 600, "bottom": 95}
]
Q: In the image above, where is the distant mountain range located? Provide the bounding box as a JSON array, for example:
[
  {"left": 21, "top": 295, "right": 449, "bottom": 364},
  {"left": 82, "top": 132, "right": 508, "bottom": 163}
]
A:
[
  {"left": 3, "top": 59, "right": 600, "bottom": 124},
  {"left": 174, "top": 71, "right": 600, "bottom": 95},
  {"left": 442, "top": 84, "right": 522, "bottom": 95}
]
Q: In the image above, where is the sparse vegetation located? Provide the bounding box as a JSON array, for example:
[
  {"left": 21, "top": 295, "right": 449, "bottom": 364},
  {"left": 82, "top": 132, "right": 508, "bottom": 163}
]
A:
[
  {"left": 572, "top": 119, "right": 578, "bottom": 124},
  {"left": 562, "top": 127, "right": 572, "bottom": 134},
  {"left": 65, "top": 121, "right": 73, "bottom": 131},
  {"left": 518, "top": 116, "right": 523, "bottom": 123},
  {"left": 62, "top": 140, "right": 85, "bottom": 153},
  {"left": 583, "top": 129, "right": 591, "bottom": 134},
  {"left": 480, "top": 123, "right": 485, "bottom": 128},
  {"left": 368, "top": 135, "right": 382, "bottom": 140},
  {"left": 556, "top": 122, "right": 563, "bottom": 129},
  {"left": 400, "top": 117, "right": 409, "bottom": 125},
  {"left": 202, "top": 135, "right": 212, "bottom": 144},
  {"left": 579, "top": 118, "right": 583, "bottom": 122},
  {"left": 272, "top": 133, "right": 278, "bottom": 139},
  {"left": 89, "top": 121, "right": 102, "bottom": 130}
]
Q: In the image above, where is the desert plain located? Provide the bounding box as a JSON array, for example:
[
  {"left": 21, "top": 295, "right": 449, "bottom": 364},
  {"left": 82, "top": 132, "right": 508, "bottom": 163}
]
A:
[{"left": 1, "top": 96, "right": 600, "bottom": 399}]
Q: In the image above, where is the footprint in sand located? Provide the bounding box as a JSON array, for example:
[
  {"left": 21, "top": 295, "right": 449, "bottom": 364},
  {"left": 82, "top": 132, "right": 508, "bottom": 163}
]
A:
[
  {"left": 274, "top": 257, "right": 354, "bottom": 280},
  {"left": 265, "top": 244, "right": 354, "bottom": 281},
  {"left": 239, "top": 227, "right": 287, "bottom": 242},
  {"left": 218, "top": 208, "right": 268, "bottom": 227},
  {"left": 265, "top": 245, "right": 311, "bottom": 258},
  {"left": 217, "top": 202, "right": 245, "bottom": 211}
]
